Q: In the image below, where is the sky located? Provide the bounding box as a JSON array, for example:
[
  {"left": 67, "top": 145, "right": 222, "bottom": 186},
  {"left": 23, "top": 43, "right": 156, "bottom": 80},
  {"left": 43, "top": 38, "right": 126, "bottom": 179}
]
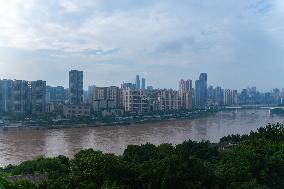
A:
[{"left": 0, "top": 0, "right": 284, "bottom": 91}]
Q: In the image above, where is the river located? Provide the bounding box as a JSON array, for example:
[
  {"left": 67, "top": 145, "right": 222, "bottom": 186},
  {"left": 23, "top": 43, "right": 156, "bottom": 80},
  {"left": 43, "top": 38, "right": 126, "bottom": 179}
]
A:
[{"left": 0, "top": 109, "right": 283, "bottom": 166}]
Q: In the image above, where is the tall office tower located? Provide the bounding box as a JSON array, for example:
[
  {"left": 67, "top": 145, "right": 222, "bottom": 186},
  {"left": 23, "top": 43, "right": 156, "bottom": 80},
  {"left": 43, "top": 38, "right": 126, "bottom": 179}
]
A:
[
  {"left": 141, "top": 78, "right": 146, "bottom": 90},
  {"left": 31, "top": 80, "right": 46, "bottom": 114},
  {"left": 69, "top": 70, "right": 83, "bottom": 105},
  {"left": 11, "top": 80, "right": 29, "bottom": 114},
  {"left": 195, "top": 73, "right": 207, "bottom": 107},
  {"left": 135, "top": 75, "right": 140, "bottom": 89}
]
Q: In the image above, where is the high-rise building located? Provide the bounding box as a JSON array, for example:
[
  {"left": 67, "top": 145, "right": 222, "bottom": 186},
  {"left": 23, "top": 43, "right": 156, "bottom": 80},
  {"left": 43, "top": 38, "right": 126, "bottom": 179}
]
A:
[
  {"left": 46, "top": 86, "right": 65, "bottom": 103},
  {"left": 207, "top": 85, "right": 214, "bottom": 105},
  {"left": 69, "top": 70, "right": 83, "bottom": 105},
  {"left": 281, "top": 88, "right": 284, "bottom": 105},
  {"left": 233, "top": 90, "right": 238, "bottom": 105},
  {"left": 195, "top": 73, "right": 207, "bottom": 107},
  {"left": 107, "top": 86, "right": 122, "bottom": 109},
  {"left": 179, "top": 79, "right": 192, "bottom": 94},
  {"left": 31, "top": 80, "right": 46, "bottom": 114},
  {"left": 93, "top": 87, "right": 108, "bottom": 112},
  {"left": 141, "top": 78, "right": 146, "bottom": 90},
  {"left": 122, "top": 88, "right": 148, "bottom": 113},
  {"left": 11, "top": 80, "right": 29, "bottom": 114},
  {"left": 224, "top": 89, "right": 233, "bottom": 106},
  {"left": 64, "top": 88, "right": 69, "bottom": 103},
  {"left": 0, "top": 79, "right": 13, "bottom": 113},
  {"left": 224, "top": 89, "right": 238, "bottom": 106},
  {"left": 87, "top": 85, "right": 96, "bottom": 103},
  {"left": 179, "top": 79, "right": 192, "bottom": 109},
  {"left": 93, "top": 86, "right": 122, "bottom": 112},
  {"left": 214, "top": 86, "right": 224, "bottom": 105},
  {"left": 135, "top": 75, "right": 140, "bottom": 89},
  {"left": 0, "top": 80, "right": 3, "bottom": 113},
  {"left": 0, "top": 80, "right": 3, "bottom": 112},
  {"left": 158, "top": 89, "right": 180, "bottom": 110},
  {"left": 272, "top": 88, "right": 280, "bottom": 105},
  {"left": 182, "top": 92, "right": 192, "bottom": 110}
]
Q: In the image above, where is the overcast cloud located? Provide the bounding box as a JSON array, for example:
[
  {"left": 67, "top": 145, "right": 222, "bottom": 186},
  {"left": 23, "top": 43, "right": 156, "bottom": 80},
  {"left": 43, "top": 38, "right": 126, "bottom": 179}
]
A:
[{"left": 0, "top": 0, "right": 283, "bottom": 90}]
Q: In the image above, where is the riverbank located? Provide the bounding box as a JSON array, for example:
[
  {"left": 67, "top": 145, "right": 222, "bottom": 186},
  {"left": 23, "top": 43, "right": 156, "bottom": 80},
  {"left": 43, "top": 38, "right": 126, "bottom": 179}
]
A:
[{"left": 0, "top": 109, "right": 220, "bottom": 130}]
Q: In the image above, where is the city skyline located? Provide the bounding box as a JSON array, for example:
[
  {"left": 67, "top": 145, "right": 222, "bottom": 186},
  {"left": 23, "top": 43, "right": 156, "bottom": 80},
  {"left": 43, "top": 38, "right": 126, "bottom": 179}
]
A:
[
  {"left": 0, "top": 1, "right": 284, "bottom": 90},
  {"left": 0, "top": 70, "right": 284, "bottom": 119},
  {"left": 0, "top": 71, "right": 284, "bottom": 93}
]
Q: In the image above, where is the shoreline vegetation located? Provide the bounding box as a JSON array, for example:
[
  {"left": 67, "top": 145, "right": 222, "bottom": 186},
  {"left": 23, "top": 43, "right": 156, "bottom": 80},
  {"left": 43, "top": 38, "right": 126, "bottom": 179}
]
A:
[
  {"left": 0, "top": 108, "right": 222, "bottom": 130},
  {"left": 1, "top": 106, "right": 283, "bottom": 130},
  {"left": 0, "top": 123, "right": 283, "bottom": 189}
]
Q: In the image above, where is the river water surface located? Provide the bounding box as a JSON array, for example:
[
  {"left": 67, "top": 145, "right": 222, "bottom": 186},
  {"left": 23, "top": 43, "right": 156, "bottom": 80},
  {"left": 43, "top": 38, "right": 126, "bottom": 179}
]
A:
[{"left": 0, "top": 109, "right": 283, "bottom": 166}]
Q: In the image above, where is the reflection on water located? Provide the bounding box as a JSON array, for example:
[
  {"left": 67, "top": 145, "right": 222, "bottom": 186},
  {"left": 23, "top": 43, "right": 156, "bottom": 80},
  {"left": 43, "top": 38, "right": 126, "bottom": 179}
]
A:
[{"left": 0, "top": 109, "right": 283, "bottom": 166}]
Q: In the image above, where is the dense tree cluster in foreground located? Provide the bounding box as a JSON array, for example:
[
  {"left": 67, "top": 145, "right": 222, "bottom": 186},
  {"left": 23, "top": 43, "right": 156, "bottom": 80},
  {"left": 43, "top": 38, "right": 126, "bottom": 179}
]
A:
[{"left": 0, "top": 123, "right": 284, "bottom": 189}]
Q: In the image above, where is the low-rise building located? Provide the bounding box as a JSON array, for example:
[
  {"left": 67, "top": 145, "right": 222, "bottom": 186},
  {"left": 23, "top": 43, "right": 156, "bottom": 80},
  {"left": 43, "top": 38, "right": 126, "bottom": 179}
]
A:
[
  {"left": 63, "top": 104, "right": 90, "bottom": 118},
  {"left": 47, "top": 102, "right": 64, "bottom": 114}
]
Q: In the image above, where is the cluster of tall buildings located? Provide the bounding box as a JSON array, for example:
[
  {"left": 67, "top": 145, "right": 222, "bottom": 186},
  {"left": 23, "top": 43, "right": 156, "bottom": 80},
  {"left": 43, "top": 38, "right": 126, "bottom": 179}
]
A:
[
  {"left": 0, "top": 70, "right": 86, "bottom": 117},
  {"left": 0, "top": 80, "right": 47, "bottom": 115},
  {"left": 92, "top": 73, "right": 207, "bottom": 115},
  {"left": 0, "top": 71, "right": 284, "bottom": 118},
  {"left": 206, "top": 86, "right": 284, "bottom": 106},
  {"left": 135, "top": 75, "right": 146, "bottom": 90}
]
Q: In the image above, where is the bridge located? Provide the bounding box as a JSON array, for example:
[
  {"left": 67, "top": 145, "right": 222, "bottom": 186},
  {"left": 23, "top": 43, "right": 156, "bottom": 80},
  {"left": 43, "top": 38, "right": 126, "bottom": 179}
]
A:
[
  {"left": 224, "top": 105, "right": 284, "bottom": 115},
  {"left": 225, "top": 105, "right": 284, "bottom": 110}
]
